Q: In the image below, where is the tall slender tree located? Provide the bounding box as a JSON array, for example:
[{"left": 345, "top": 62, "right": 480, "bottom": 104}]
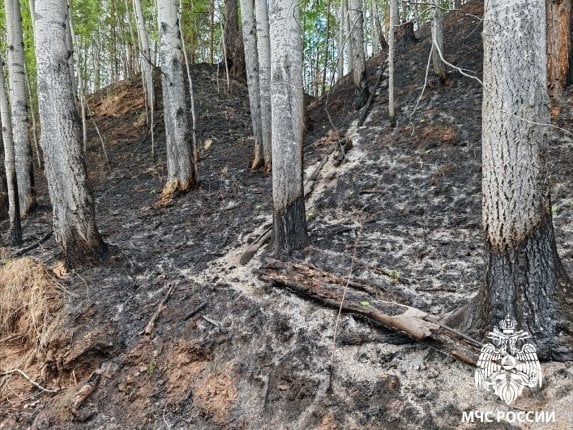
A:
[
  {"left": 388, "top": 0, "right": 397, "bottom": 127},
  {"left": 223, "top": 0, "right": 246, "bottom": 81},
  {"left": 348, "top": 0, "right": 367, "bottom": 108},
  {"left": 35, "top": 0, "right": 106, "bottom": 265},
  {"left": 239, "top": 0, "right": 264, "bottom": 170},
  {"left": 546, "top": 0, "right": 571, "bottom": 97},
  {"left": 0, "top": 56, "right": 22, "bottom": 245},
  {"left": 255, "top": 0, "right": 272, "bottom": 172},
  {"left": 430, "top": 0, "right": 446, "bottom": 82},
  {"left": 5, "top": 0, "right": 35, "bottom": 215},
  {"left": 158, "top": 0, "right": 195, "bottom": 192},
  {"left": 269, "top": 0, "right": 308, "bottom": 255},
  {"left": 454, "top": 0, "right": 573, "bottom": 360}
]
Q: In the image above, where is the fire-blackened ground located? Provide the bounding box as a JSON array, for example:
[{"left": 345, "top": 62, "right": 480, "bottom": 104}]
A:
[{"left": 1, "top": 1, "right": 572, "bottom": 428}]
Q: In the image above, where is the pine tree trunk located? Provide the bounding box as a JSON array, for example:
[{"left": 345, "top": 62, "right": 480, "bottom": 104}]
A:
[
  {"left": 349, "top": 0, "right": 367, "bottom": 108},
  {"left": 158, "top": 0, "right": 195, "bottom": 191},
  {"left": 256, "top": 0, "right": 272, "bottom": 172},
  {"left": 6, "top": 0, "right": 35, "bottom": 216},
  {"left": 431, "top": 0, "right": 447, "bottom": 82},
  {"left": 457, "top": 0, "right": 573, "bottom": 361},
  {"left": 0, "top": 56, "right": 22, "bottom": 245},
  {"left": 269, "top": 0, "right": 308, "bottom": 256},
  {"left": 35, "top": 0, "right": 106, "bottom": 266},
  {"left": 239, "top": 0, "right": 264, "bottom": 169},
  {"left": 546, "top": 0, "right": 571, "bottom": 97},
  {"left": 224, "top": 0, "right": 246, "bottom": 82}
]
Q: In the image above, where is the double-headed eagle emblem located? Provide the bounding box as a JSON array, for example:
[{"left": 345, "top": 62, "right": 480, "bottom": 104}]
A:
[{"left": 475, "top": 316, "right": 542, "bottom": 404}]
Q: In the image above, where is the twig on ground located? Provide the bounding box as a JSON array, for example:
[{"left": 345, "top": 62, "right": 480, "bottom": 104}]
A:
[
  {"left": 12, "top": 230, "right": 53, "bottom": 258},
  {"left": 142, "top": 283, "right": 176, "bottom": 336},
  {"left": 1, "top": 368, "right": 59, "bottom": 393}
]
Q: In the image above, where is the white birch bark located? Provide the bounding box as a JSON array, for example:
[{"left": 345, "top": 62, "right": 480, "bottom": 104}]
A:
[
  {"left": 0, "top": 56, "right": 22, "bottom": 245},
  {"left": 35, "top": 0, "right": 106, "bottom": 265},
  {"left": 6, "top": 0, "right": 34, "bottom": 215},
  {"left": 256, "top": 0, "right": 272, "bottom": 171},
  {"left": 269, "top": 0, "right": 308, "bottom": 255},
  {"left": 239, "top": 0, "right": 264, "bottom": 169},
  {"left": 158, "top": 0, "right": 195, "bottom": 191}
]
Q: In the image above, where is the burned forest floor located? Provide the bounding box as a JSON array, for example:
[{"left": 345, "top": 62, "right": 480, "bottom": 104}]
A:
[{"left": 1, "top": 1, "right": 573, "bottom": 429}]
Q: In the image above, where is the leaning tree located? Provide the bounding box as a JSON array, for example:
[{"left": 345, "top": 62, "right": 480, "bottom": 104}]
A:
[
  {"left": 453, "top": 0, "right": 573, "bottom": 361},
  {"left": 35, "top": 0, "right": 107, "bottom": 265}
]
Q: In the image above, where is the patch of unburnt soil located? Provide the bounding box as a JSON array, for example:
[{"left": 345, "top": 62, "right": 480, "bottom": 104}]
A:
[{"left": 1, "top": 1, "right": 573, "bottom": 428}]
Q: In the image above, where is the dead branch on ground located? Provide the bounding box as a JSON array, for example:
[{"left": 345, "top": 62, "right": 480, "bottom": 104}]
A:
[
  {"left": 259, "top": 259, "right": 482, "bottom": 366},
  {"left": 142, "top": 283, "right": 176, "bottom": 336}
]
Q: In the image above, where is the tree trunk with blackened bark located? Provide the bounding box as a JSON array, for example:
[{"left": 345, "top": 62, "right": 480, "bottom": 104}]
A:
[
  {"left": 256, "top": 0, "right": 272, "bottom": 172},
  {"left": 6, "top": 0, "right": 35, "bottom": 215},
  {"left": 158, "top": 0, "right": 195, "bottom": 192},
  {"left": 452, "top": 0, "right": 573, "bottom": 361},
  {"left": 35, "top": 0, "right": 106, "bottom": 266},
  {"left": 239, "top": 0, "right": 264, "bottom": 169},
  {"left": 224, "top": 0, "right": 246, "bottom": 82},
  {"left": 269, "top": 0, "right": 308, "bottom": 256},
  {"left": 546, "top": 0, "right": 571, "bottom": 97},
  {"left": 388, "top": 0, "right": 397, "bottom": 127}
]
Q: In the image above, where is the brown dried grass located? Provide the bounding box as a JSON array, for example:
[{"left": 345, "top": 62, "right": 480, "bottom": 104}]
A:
[{"left": 0, "top": 257, "right": 64, "bottom": 354}]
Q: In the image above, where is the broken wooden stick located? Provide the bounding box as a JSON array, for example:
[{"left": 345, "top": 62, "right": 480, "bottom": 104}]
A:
[
  {"left": 142, "top": 283, "right": 176, "bottom": 336},
  {"left": 259, "top": 259, "right": 482, "bottom": 366},
  {"left": 1, "top": 368, "right": 59, "bottom": 393},
  {"left": 12, "top": 229, "right": 53, "bottom": 257}
]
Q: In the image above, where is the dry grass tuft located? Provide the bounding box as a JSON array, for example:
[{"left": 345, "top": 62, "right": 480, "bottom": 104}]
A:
[{"left": 0, "top": 257, "right": 64, "bottom": 354}]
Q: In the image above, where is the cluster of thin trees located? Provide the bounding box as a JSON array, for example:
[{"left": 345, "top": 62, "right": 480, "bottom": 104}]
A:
[{"left": 0, "top": 0, "right": 572, "bottom": 359}]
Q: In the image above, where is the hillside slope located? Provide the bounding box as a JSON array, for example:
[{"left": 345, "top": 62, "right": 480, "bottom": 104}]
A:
[{"left": 1, "top": 1, "right": 572, "bottom": 428}]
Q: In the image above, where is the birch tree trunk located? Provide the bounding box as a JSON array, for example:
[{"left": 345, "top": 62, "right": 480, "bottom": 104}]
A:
[
  {"left": 158, "top": 0, "right": 195, "bottom": 192},
  {"left": 456, "top": 0, "right": 573, "bottom": 361},
  {"left": 256, "top": 0, "right": 272, "bottom": 172},
  {"left": 546, "top": 0, "right": 571, "bottom": 97},
  {"left": 0, "top": 56, "right": 22, "bottom": 245},
  {"left": 348, "top": 0, "right": 368, "bottom": 109},
  {"left": 6, "top": 0, "right": 35, "bottom": 215},
  {"left": 134, "top": 0, "right": 155, "bottom": 158},
  {"left": 388, "top": 0, "right": 397, "bottom": 127},
  {"left": 269, "top": 0, "right": 308, "bottom": 255},
  {"left": 35, "top": 0, "right": 106, "bottom": 266},
  {"left": 0, "top": 134, "right": 7, "bottom": 221},
  {"left": 430, "top": 0, "right": 447, "bottom": 82},
  {"left": 239, "top": 0, "right": 264, "bottom": 169}
]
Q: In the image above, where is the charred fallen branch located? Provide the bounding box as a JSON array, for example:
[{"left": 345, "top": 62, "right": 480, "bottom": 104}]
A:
[{"left": 259, "top": 259, "right": 482, "bottom": 366}]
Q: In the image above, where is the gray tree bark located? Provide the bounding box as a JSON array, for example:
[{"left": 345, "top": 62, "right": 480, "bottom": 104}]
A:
[
  {"left": 0, "top": 56, "right": 22, "bottom": 245},
  {"left": 269, "top": 0, "right": 308, "bottom": 256},
  {"left": 6, "top": 0, "right": 35, "bottom": 215},
  {"left": 431, "top": 0, "right": 447, "bottom": 82},
  {"left": 256, "top": 0, "right": 272, "bottom": 172},
  {"left": 454, "top": 0, "right": 573, "bottom": 361},
  {"left": 337, "top": 0, "right": 346, "bottom": 80},
  {"left": 239, "top": 0, "right": 264, "bottom": 169},
  {"left": 158, "top": 0, "right": 195, "bottom": 192},
  {"left": 35, "top": 0, "right": 106, "bottom": 265},
  {"left": 348, "top": 0, "right": 368, "bottom": 108},
  {"left": 224, "top": 0, "right": 246, "bottom": 82},
  {"left": 388, "top": 0, "right": 397, "bottom": 127},
  {"left": 134, "top": 0, "right": 156, "bottom": 158}
]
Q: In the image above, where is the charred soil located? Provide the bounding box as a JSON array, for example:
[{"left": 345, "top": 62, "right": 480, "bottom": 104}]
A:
[{"left": 1, "top": 1, "right": 572, "bottom": 428}]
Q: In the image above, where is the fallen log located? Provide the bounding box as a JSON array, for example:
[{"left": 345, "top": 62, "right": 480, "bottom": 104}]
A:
[{"left": 259, "top": 259, "right": 482, "bottom": 366}]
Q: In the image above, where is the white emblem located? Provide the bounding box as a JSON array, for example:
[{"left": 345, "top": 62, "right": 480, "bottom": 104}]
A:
[{"left": 475, "top": 316, "right": 542, "bottom": 405}]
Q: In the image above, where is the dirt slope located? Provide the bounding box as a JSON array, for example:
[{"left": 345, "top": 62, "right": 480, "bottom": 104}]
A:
[{"left": 1, "top": 1, "right": 572, "bottom": 428}]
